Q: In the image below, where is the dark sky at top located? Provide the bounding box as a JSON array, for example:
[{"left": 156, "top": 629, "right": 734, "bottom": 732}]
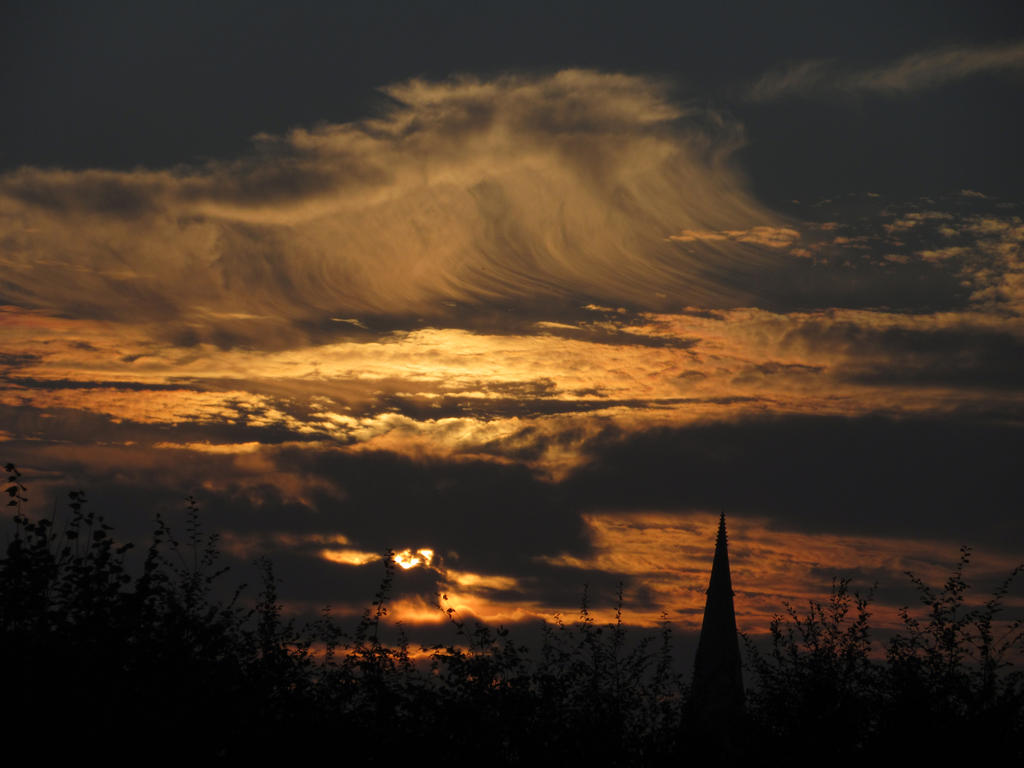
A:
[{"left": 4, "top": 1, "right": 1024, "bottom": 203}]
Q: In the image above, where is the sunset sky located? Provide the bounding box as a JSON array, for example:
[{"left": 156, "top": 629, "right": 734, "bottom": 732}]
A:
[{"left": 2, "top": 1, "right": 1023, "bottom": 643}]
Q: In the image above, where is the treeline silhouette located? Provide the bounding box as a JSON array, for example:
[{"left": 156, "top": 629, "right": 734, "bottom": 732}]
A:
[{"left": 3, "top": 464, "right": 1022, "bottom": 764}]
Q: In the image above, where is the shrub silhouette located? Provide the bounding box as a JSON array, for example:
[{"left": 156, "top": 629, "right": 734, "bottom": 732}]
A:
[
  {"left": 3, "top": 463, "right": 1022, "bottom": 762},
  {"left": 0, "top": 465, "right": 318, "bottom": 757},
  {"left": 743, "top": 549, "right": 1024, "bottom": 763},
  {"left": 742, "top": 578, "right": 882, "bottom": 759},
  {"left": 879, "top": 547, "right": 1024, "bottom": 760},
  {"left": 1, "top": 464, "right": 686, "bottom": 762}
]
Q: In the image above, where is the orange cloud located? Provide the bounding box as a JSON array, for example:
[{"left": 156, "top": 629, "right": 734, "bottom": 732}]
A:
[
  {"left": 670, "top": 226, "right": 800, "bottom": 249},
  {"left": 0, "top": 71, "right": 784, "bottom": 329},
  {"left": 540, "top": 511, "right": 1023, "bottom": 633},
  {"left": 5, "top": 296, "right": 1023, "bottom": 480}
]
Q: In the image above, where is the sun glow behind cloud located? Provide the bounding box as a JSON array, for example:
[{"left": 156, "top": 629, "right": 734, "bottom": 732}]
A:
[
  {"left": 270, "top": 510, "right": 1024, "bottom": 638},
  {"left": 393, "top": 548, "right": 435, "bottom": 570}
]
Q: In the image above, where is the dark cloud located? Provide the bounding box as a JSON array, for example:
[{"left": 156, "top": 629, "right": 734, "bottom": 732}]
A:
[
  {"left": 781, "top": 317, "right": 1024, "bottom": 385},
  {"left": 367, "top": 394, "right": 761, "bottom": 423},
  {"left": 282, "top": 447, "right": 586, "bottom": 569},
  {"left": 565, "top": 414, "right": 1024, "bottom": 552},
  {"left": 0, "top": 352, "right": 41, "bottom": 368},
  {"left": 834, "top": 327, "right": 1024, "bottom": 389},
  {"left": 2, "top": 169, "right": 168, "bottom": 218},
  {"left": 0, "top": 401, "right": 317, "bottom": 450},
  {"left": 748, "top": 41, "right": 1024, "bottom": 101},
  {"left": 5, "top": 377, "right": 200, "bottom": 392}
]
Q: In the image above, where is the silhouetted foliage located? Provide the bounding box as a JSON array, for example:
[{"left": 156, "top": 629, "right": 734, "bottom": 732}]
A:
[
  {"left": 743, "top": 549, "right": 1024, "bottom": 763},
  {"left": 742, "top": 578, "right": 882, "bottom": 760},
  {"left": 2, "top": 463, "right": 1022, "bottom": 762}
]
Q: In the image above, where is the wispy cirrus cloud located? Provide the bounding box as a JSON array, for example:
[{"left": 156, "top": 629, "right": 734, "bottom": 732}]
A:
[
  {"left": 749, "top": 40, "right": 1024, "bottom": 101},
  {"left": 0, "top": 70, "right": 787, "bottom": 341}
]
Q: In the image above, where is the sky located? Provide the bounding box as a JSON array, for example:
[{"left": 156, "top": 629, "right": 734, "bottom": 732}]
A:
[{"left": 2, "top": 1, "right": 1023, "bottom": 646}]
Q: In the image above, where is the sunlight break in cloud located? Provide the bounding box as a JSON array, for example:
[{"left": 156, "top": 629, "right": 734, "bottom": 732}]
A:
[
  {"left": 0, "top": 70, "right": 785, "bottom": 340},
  {"left": 749, "top": 40, "right": 1024, "bottom": 101},
  {"left": 539, "top": 511, "right": 1024, "bottom": 632}
]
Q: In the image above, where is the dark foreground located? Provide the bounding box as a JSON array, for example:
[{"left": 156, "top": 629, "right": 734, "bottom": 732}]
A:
[{"left": 3, "top": 465, "right": 1022, "bottom": 764}]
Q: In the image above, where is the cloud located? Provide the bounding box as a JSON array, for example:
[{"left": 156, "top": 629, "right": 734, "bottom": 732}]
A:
[
  {"left": 11, "top": 415, "right": 1019, "bottom": 634},
  {"left": 4, "top": 68, "right": 1024, "bottom": 639},
  {"left": 5, "top": 227, "right": 1024, "bottom": 479},
  {"left": 749, "top": 40, "right": 1024, "bottom": 101},
  {"left": 0, "top": 70, "right": 785, "bottom": 338},
  {"left": 670, "top": 225, "right": 800, "bottom": 248},
  {"left": 539, "top": 510, "right": 1024, "bottom": 631},
  {"left": 563, "top": 415, "right": 1024, "bottom": 553},
  {"left": 4, "top": 158, "right": 1023, "bottom": 524}
]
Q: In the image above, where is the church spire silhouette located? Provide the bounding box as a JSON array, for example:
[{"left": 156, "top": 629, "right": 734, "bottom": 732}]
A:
[{"left": 691, "top": 512, "right": 745, "bottom": 719}]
